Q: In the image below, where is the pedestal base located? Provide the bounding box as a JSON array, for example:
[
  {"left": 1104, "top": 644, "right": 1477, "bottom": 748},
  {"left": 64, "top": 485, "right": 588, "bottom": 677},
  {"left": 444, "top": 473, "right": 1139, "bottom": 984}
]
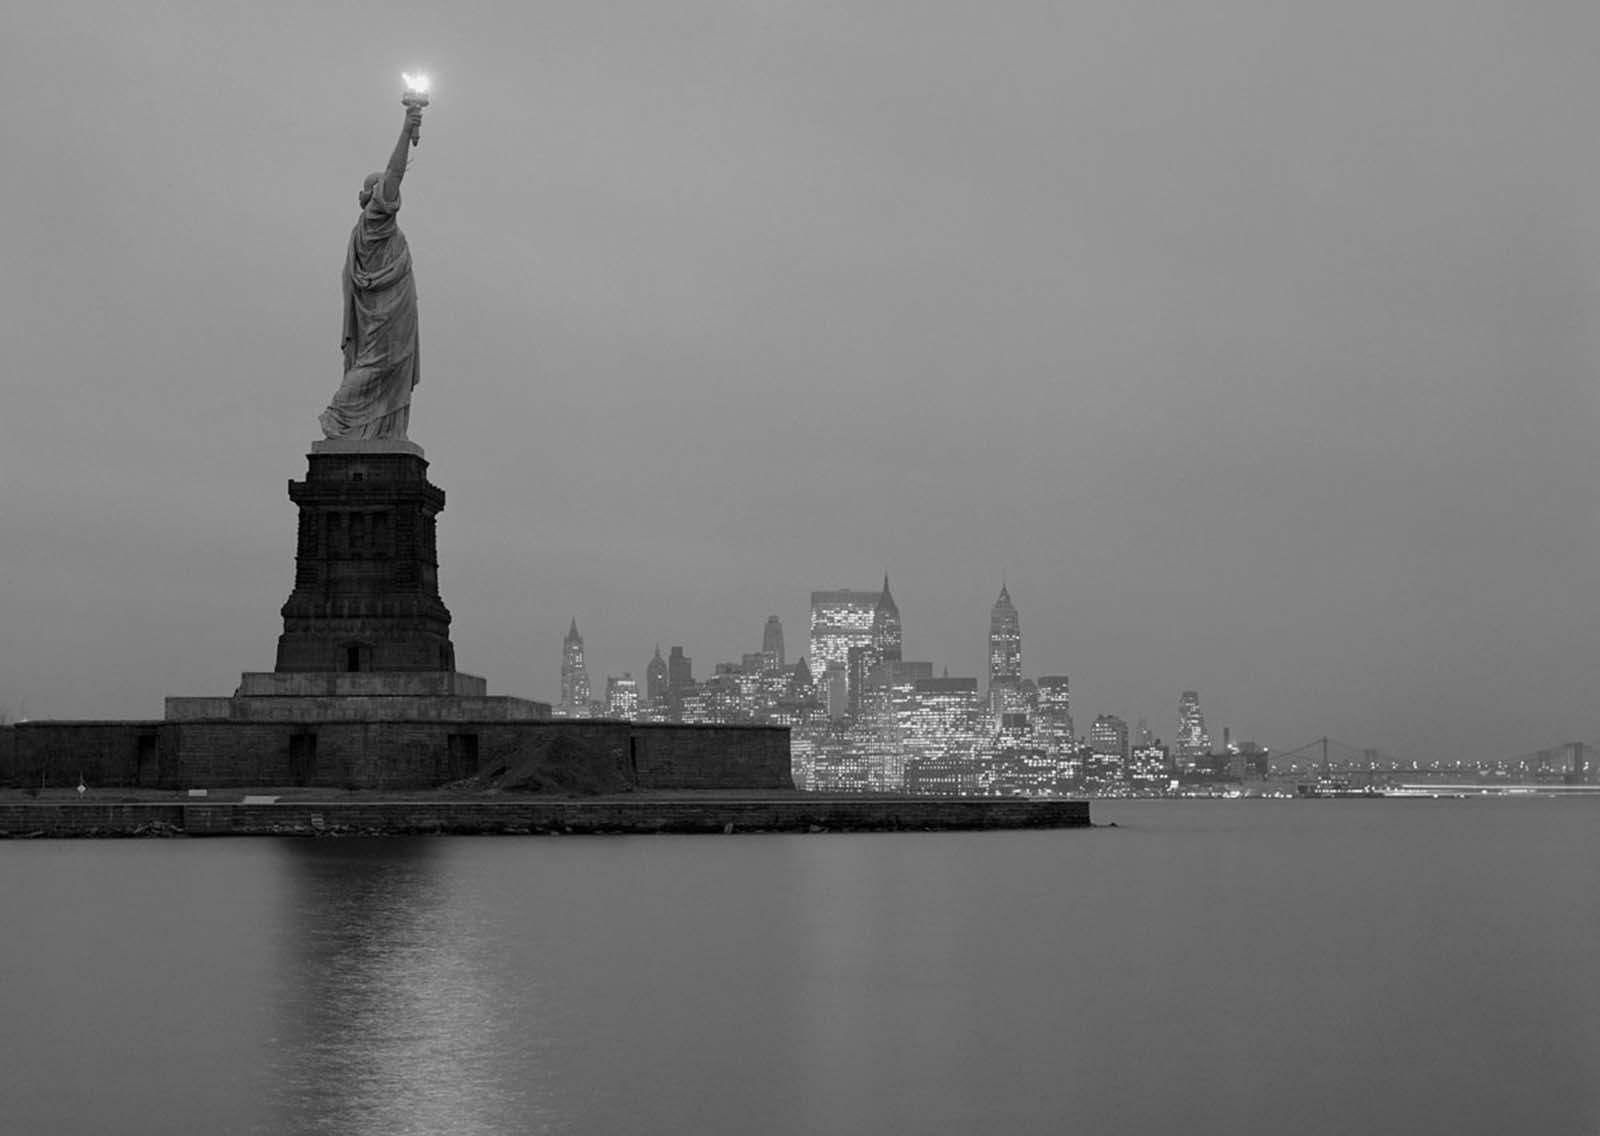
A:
[
  {"left": 310, "top": 438, "right": 425, "bottom": 457},
  {"left": 165, "top": 670, "right": 550, "bottom": 723},
  {"left": 275, "top": 446, "right": 458, "bottom": 674},
  {"left": 237, "top": 671, "right": 488, "bottom": 698}
]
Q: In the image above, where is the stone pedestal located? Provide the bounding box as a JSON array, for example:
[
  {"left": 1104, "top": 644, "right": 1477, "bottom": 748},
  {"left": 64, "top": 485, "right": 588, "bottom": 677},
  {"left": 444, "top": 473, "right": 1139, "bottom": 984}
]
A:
[
  {"left": 274, "top": 439, "right": 457, "bottom": 673},
  {"left": 163, "top": 437, "right": 552, "bottom": 740},
  {"left": 110, "top": 433, "right": 785, "bottom": 791},
  {"left": 237, "top": 671, "right": 488, "bottom": 698},
  {"left": 163, "top": 668, "right": 550, "bottom": 723}
]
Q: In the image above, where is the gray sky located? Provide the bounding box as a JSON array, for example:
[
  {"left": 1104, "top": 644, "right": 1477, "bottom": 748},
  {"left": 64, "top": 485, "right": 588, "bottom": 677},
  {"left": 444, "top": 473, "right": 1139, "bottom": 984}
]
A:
[{"left": 4, "top": 0, "right": 1598, "bottom": 763}]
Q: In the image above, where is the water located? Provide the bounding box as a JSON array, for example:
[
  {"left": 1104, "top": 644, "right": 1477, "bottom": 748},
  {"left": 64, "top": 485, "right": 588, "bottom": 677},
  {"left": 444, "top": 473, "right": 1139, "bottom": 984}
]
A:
[{"left": 1, "top": 799, "right": 1596, "bottom": 1135}]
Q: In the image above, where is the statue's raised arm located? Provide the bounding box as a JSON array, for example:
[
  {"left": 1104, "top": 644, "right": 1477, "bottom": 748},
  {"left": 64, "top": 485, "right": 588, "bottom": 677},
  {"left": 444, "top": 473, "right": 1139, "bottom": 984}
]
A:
[
  {"left": 319, "top": 104, "right": 425, "bottom": 441},
  {"left": 377, "top": 106, "right": 422, "bottom": 203}
]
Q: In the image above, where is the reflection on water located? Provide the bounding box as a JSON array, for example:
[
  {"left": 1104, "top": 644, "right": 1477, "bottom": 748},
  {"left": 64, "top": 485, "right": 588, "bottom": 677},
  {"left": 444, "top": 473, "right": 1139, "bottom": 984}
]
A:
[
  {"left": 269, "top": 840, "right": 553, "bottom": 1136},
  {"left": 1, "top": 804, "right": 1598, "bottom": 1135}
]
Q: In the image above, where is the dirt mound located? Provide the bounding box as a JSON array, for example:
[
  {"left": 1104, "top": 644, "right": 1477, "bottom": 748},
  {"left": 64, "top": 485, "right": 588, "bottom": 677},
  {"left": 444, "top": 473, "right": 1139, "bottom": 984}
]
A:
[{"left": 455, "top": 732, "right": 634, "bottom": 796}]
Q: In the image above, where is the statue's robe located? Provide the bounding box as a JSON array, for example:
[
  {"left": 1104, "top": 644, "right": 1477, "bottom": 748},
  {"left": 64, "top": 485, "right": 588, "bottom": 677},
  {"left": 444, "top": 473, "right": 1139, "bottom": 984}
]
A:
[{"left": 319, "top": 178, "right": 419, "bottom": 439}]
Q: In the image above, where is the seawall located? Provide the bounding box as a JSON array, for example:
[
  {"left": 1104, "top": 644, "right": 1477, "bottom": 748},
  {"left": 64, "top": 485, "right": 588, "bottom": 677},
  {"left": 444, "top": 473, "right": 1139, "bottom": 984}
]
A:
[
  {"left": 0, "top": 796, "right": 1090, "bottom": 837},
  {"left": 0, "top": 719, "right": 793, "bottom": 793}
]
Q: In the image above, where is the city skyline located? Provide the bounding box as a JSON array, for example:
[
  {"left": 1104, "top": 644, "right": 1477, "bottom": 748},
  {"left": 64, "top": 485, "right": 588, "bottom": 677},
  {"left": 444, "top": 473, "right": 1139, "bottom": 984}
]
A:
[
  {"left": 540, "top": 577, "right": 1306, "bottom": 794},
  {"left": 560, "top": 581, "right": 1250, "bottom": 761},
  {"left": 5, "top": 2, "right": 1600, "bottom": 767}
]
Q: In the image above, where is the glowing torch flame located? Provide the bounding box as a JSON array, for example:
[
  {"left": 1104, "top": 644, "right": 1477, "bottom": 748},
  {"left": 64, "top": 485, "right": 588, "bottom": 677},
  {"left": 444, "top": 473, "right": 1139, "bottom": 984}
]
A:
[{"left": 401, "top": 72, "right": 430, "bottom": 147}]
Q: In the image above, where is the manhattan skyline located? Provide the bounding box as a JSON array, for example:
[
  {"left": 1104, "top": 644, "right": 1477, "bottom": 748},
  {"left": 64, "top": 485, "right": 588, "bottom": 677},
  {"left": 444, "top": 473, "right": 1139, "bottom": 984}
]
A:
[
  {"left": 555, "top": 582, "right": 1246, "bottom": 752},
  {"left": 5, "top": 1, "right": 1600, "bottom": 766}
]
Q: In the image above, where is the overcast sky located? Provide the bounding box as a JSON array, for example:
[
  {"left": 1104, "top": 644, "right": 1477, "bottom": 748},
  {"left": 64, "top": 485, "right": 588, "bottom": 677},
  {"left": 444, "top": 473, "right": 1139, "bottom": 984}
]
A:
[{"left": 4, "top": 0, "right": 1599, "bottom": 763}]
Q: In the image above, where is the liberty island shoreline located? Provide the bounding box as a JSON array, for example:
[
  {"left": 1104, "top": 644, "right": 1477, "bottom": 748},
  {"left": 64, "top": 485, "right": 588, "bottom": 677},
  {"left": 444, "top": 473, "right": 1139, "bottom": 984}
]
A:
[{"left": 0, "top": 789, "right": 1090, "bottom": 838}]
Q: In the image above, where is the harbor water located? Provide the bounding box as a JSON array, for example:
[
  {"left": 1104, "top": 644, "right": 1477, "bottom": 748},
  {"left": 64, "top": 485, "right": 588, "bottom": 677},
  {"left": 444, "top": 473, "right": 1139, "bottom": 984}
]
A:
[{"left": 1, "top": 798, "right": 1595, "bottom": 1134}]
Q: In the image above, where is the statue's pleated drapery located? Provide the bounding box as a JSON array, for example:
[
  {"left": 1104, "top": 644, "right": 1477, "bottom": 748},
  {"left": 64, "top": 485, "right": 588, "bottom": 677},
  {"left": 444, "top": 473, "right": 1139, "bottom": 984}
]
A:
[{"left": 320, "top": 178, "right": 419, "bottom": 439}]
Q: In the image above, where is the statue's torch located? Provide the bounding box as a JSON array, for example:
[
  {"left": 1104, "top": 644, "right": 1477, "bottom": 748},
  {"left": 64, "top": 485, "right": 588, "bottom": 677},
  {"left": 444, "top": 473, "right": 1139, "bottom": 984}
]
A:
[{"left": 401, "top": 72, "right": 430, "bottom": 147}]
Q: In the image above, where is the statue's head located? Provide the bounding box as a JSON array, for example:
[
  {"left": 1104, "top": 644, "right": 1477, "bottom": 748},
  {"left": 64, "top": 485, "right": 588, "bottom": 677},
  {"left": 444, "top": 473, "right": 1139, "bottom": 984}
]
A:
[{"left": 358, "top": 172, "right": 382, "bottom": 209}]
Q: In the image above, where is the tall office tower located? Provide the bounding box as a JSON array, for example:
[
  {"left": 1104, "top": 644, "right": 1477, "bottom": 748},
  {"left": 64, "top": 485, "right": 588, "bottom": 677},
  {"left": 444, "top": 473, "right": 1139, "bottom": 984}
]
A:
[
  {"left": 560, "top": 618, "right": 592, "bottom": 717},
  {"left": 857, "top": 658, "right": 933, "bottom": 792},
  {"left": 667, "top": 646, "right": 693, "bottom": 689},
  {"left": 1088, "top": 714, "right": 1130, "bottom": 783},
  {"left": 988, "top": 583, "right": 1022, "bottom": 692},
  {"left": 645, "top": 645, "right": 668, "bottom": 712},
  {"left": 872, "top": 575, "right": 902, "bottom": 665},
  {"left": 1035, "top": 675, "right": 1074, "bottom": 752},
  {"left": 902, "top": 676, "right": 984, "bottom": 795},
  {"left": 761, "top": 615, "right": 785, "bottom": 672},
  {"left": 786, "top": 656, "right": 815, "bottom": 703},
  {"left": 904, "top": 677, "right": 984, "bottom": 765},
  {"left": 809, "top": 589, "right": 881, "bottom": 711},
  {"left": 667, "top": 646, "right": 693, "bottom": 720},
  {"left": 605, "top": 673, "right": 639, "bottom": 719},
  {"left": 1176, "top": 690, "right": 1210, "bottom": 771},
  {"left": 809, "top": 589, "right": 880, "bottom": 676},
  {"left": 846, "top": 644, "right": 871, "bottom": 717}
]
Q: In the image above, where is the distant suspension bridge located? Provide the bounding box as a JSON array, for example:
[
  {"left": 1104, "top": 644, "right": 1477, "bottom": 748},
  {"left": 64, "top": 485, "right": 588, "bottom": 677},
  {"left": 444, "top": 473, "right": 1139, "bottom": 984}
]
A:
[{"left": 1265, "top": 736, "right": 1598, "bottom": 786}]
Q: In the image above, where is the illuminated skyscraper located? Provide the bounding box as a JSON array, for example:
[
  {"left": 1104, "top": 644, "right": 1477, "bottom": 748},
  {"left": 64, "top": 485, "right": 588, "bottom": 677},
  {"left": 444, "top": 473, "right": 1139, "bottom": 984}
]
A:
[
  {"left": 808, "top": 719, "right": 868, "bottom": 792},
  {"left": 1088, "top": 714, "right": 1129, "bottom": 784},
  {"left": 786, "top": 656, "right": 816, "bottom": 705},
  {"left": 988, "top": 583, "right": 1022, "bottom": 721},
  {"left": 1177, "top": 690, "right": 1210, "bottom": 771},
  {"left": 761, "top": 615, "right": 785, "bottom": 672},
  {"left": 810, "top": 589, "right": 879, "bottom": 714},
  {"left": 1035, "top": 675, "right": 1074, "bottom": 753},
  {"left": 835, "top": 578, "right": 905, "bottom": 716},
  {"left": 560, "top": 618, "right": 591, "bottom": 717},
  {"left": 988, "top": 583, "right": 1021, "bottom": 690},
  {"left": 809, "top": 590, "right": 879, "bottom": 677},
  {"left": 904, "top": 677, "right": 984, "bottom": 765},
  {"left": 872, "top": 575, "right": 902, "bottom": 665},
  {"left": 645, "top": 645, "right": 668, "bottom": 713},
  {"left": 1128, "top": 740, "right": 1169, "bottom": 784},
  {"left": 846, "top": 644, "right": 871, "bottom": 717},
  {"left": 678, "top": 662, "right": 762, "bottom": 725},
  {"left": 901, "top": 676, "right": 983, "bottom": 795},
  {"left": 855, "top": 658, "right": 932, "bottom": 791},
  {"left": 604, "top": 673, "right": 638, "bottom": 719}
]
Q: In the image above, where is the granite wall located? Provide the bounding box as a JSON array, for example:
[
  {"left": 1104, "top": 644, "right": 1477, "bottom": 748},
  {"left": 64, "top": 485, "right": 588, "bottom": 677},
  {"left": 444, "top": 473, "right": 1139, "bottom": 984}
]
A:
[
  {"left": 6, "top": 722, "right": 163, "bottom": 790},
  {"left": 0, "top": 719, "right": 792, "bottom": 793},
  {"left": 631, "top": 723, "right": 792, "bottom": 791}
]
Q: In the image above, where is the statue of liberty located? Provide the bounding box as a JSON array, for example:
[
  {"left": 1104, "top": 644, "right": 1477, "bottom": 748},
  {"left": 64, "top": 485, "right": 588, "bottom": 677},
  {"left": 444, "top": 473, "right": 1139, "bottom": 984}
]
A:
[{"left": 319, "top": 101, "right": 425, "bottom": 440}]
